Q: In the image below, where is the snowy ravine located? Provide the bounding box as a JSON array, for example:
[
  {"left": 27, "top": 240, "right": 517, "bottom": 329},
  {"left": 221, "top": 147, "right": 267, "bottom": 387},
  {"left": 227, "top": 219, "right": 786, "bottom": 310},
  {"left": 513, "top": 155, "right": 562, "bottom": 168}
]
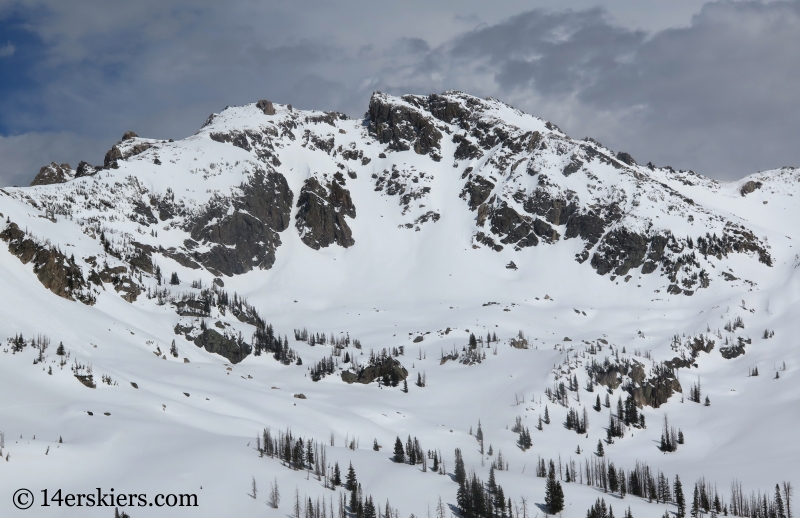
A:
[{"left": 0, "top": 91, "right": 797, "bottom": 517}]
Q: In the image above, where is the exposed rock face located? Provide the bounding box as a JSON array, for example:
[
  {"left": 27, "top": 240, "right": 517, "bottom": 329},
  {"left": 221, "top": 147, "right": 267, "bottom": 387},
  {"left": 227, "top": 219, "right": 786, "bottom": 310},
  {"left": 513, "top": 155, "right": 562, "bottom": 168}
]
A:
[
  {"left": 0, "top": 222, "right": 93, "bottom": 304},
  {"left": 295, "top": 177, "right": 356, "bottom": 250},
  {"left": 75, "top": 161, "right": 98, "bottom": 178},
  {"left": 590, "top": 229, "right": 650, "bottom": 276},
  {"left": 616, "top": 151, "right": 637, "bottom": 166},
  {"left": 194, "top": 328, "right": 250, "bottom": 364},
  {"left": 87, "top": 264, "right": 141, "bottom": 302},
  {"left": 103, "top": 133, "right": 153, "bottom": 169},
  {"left": 589, "top": 358, "right": 681, "bottom": 408},
  {"left": 188, "top": 169, "right": 293, "bottom": 276},
  {"left": 518, "top": 188, "right": 580, "bottom": 227},
  {"left": 461, "top": 176, "right": 495, "bottom": 210},
  {"left": 210, "top": 131, "right": 251, "bottom": 151},
  {"left": 368, "top": 93, "right": 442, "bottom": 159},
  {"left": 740, "top": 180, "right": 763, "bottom": 196},
  {"left": 31, "top": 162, "right": 73, "bottom": 186},
  {"left": 720, "top": 337, "right": 749, "bottom": 359},
  {"left": 483, "top": 202, "right": 539, "bottom": 249},
  {"left": 256, "top": 100, "right": 276, "bottom": 115},
  {"left": 209, "top": 127, "right": 283, "bottom": 165},
  {"left": 341, "top": 356, "right": 407, "bottom": 385},
  {"left": 104, "top": 146, "right": 124, "bottom": 169}
]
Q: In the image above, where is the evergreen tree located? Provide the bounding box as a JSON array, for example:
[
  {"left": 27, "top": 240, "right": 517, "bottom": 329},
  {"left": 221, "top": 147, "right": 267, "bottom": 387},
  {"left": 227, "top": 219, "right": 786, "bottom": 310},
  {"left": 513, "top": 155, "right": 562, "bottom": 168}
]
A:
[
  {"left": 544, "top": 405, "right": 550, "bottom": 424},
  {"left": 56, "top": 342, "right": 65, "bottom": 356},
  {"left": 594, "top": 394, "right": 602, "bottom": 412},
  {"left": 545, "top": 460, "right": 565, "bottom": 514},
  {"left": 488, "top": 466, "right": 497, "bottom": 494},
  {"left": 345, "top": 462, "right": 357, "bottom": 491},
  {"left": 393, "top": 437, "right": 405, "bottom": 463},
  {"left": 332, "top": 462, "right": 342, "bottom": 486},
  {"left": 691, "top": 484, "right": 700, "bottom": 518},
  {"left": 776, "top": 484, "right": 787, "bottom": 518},
  {"left": 373, "top": 439, "right": 380, "bottom": 451},
  {"left": 495, "top": 486, "right": 506, "bottom": 518},
  {"left": 596, "top": 440, "right": 605, "bottom": 457},
  {"left": 403, "top": 379, "right": 408, "bottom": 393},
  {"left": 454, "top": 448, "right": 466, "bottom": 486},
  {"left": 364, "top": 496, "right": 376, "bottom": 518},
  {"left": 469, "top": 333, "right": 477, "bottom": 348},
  {"left": 675, "top": 476, "right": 686, "bottom": 518},
  {"left": 170, "top": 339, "right": 178, "bottom": 358}
]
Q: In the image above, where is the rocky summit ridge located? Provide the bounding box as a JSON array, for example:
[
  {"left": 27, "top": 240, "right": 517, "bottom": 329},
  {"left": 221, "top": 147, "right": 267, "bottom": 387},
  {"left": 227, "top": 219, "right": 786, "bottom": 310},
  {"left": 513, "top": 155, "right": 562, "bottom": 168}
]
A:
[{"left": 17, "top": 91, "right": 790, "bottom": 291}]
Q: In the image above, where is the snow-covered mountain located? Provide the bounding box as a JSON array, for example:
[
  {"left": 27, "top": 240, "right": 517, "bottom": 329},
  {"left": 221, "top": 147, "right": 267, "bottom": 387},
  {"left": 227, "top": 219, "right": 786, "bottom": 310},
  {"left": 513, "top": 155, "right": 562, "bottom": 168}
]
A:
[{"left": 0, "top": 91, "right": 797, "bottom": 517}]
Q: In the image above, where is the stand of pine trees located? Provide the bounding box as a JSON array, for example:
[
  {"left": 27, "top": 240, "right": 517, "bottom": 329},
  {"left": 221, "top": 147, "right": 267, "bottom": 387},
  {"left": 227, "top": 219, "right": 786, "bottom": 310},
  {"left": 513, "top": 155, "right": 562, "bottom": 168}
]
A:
[{"left": 565, "top": 407, "right": 589, "bottom": 434}]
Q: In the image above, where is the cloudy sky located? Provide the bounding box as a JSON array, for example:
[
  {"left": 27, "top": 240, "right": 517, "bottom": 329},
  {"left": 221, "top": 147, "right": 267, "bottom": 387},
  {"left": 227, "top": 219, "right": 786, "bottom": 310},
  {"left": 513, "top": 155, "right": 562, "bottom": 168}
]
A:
[{"left": 0, "top": 0, "right": 798, "bottom": 185}]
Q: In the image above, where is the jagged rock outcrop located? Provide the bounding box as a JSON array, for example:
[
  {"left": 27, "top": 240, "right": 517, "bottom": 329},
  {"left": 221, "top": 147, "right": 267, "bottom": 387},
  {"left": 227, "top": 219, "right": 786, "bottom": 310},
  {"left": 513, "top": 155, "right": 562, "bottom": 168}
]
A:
[
  {"left": 588, "top": 358, "right": 681, "bottom": 409},
  {"left": 188, "top": 169, "right": 293, "bottom": 276},
  {"left": 256, "top": 99, "right": 276, "bottom": 115},
  {"left": 740, "top": 180, "right": 762, "bottom": 196},
  {"left": 75, "top": 161, "right": 97, "bottom": 178},
  {"left": 0, "top": 222, "right": 94, "bottom": 304},
  {"left": 194, "top": 328, "right": 250, "bottom": 364},
  {"left": 461, "top": 175, "right": 495, "bottom": 210},
  {"left": 86, "top": 264, "right": 140, "bottom": 302},
  {"left": 616, "top": 151, "right": 637, "bottom": 166},
  {"left": 341, "top": 356, "right": 407, "bottom": 385},
  {"left": 103, "top": 132, "right": 153, "bottom": 169},
  {"left": 295, "top": 176, "right": 356, "bottom": 250},
  {"left": 368, "top": 93, "right": 443, "bottom": 160},
  {"left": 482, "top": 201, "right": 539, "bottom": 249},
  {"left": 720, "top": 337, "right": 749, "bottom": 359},
  {"left": 31, "top": 162, "right": 74, "bottom": 186},
  {"left": 590, "top": 229, "right": 650, "bottom": 276}
]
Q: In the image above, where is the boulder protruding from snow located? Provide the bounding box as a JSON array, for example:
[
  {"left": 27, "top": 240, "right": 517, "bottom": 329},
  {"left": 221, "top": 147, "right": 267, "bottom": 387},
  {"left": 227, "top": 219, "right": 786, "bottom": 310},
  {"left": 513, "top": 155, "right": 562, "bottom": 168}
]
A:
[{"left": 256, "top": 100, "right": 276, "bottom": 115}]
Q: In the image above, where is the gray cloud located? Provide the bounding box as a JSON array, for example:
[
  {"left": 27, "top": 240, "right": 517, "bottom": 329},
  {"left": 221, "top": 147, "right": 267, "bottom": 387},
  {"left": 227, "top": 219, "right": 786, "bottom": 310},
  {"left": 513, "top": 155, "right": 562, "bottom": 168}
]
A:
[
  {"left": 0, "top": 42, "right": 14, "bottom": 57},
  {"left": 0, "top": 0, "right": 798, "bottom": 184},
  {"left": 0, "top": 132, "right": 107, "bottom": 186},
  {"left": 380, "top": 2, "right": 800, "bottom": 179}
]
